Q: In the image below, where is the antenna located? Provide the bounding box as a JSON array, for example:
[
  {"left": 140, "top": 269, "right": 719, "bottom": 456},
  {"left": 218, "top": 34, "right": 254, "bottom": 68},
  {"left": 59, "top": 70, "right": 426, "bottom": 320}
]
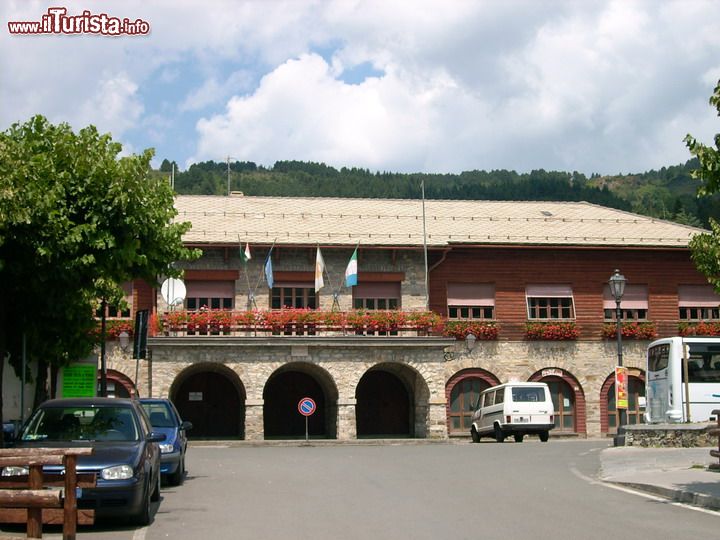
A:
[{"left": 226, "top": 156, "right": 233, "bottom": 196}]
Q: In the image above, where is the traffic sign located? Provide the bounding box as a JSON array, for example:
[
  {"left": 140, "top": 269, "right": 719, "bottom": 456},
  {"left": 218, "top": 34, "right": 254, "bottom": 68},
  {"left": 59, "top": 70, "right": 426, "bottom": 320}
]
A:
[{"left": 298, "top": 397, "right": 316, "bottom": 417}]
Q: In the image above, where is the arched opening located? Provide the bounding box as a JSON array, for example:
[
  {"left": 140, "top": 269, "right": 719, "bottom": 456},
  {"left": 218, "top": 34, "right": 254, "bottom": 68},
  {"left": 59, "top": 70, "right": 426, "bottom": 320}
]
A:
[
  {"left": 263, "top": 363, "right": 338, "bottom": 439},
  {"left": 98, "top": 369, "right": 135, "bottom": 398},
  {"left": 355, "top": 363, "right": 430, "bottom": 438},
  {"left": 601, "top": 369, "right": 646, "bottom": 434},
  {"left": 530, "top": 368, "right": 586, "bottom": 435},
  {"left": 170, "top": 364, "right": 246, "bottom": 439},
  {"left": 445, "top": 369, "right": 500, "bottom": 435}
]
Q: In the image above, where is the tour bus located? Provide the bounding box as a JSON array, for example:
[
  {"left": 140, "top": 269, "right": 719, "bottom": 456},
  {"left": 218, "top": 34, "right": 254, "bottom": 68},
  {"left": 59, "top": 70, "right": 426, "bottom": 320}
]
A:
[{"left": 646, "top": 337, "right": 720, "bottom": 423}]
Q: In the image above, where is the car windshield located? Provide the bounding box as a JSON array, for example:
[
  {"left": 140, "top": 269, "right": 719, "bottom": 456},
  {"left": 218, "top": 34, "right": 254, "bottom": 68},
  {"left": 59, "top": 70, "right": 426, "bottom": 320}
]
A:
[
  {"left": 141, "top": 402, "right": 175, "bottom": 428},
  {"left": 20, "top": 406, "right": 140, "bottom": 442}
]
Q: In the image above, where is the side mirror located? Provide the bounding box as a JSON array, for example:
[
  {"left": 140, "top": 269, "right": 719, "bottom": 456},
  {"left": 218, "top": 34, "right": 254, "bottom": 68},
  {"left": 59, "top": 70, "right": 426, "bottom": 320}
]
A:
[
  {"left": 181, "top": 421, "right": 193, "bottom": 431},
  {"left": 147, "top": 431, "right": 167, "bottom": 443}
]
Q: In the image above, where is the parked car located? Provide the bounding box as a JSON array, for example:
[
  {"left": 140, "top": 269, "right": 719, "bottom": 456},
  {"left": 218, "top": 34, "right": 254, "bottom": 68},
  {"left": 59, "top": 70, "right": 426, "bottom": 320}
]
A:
[
  {"left": 470, "top": 382, "right": 555, "bottom": 443},
  {"left": 2, "top": 398, "right": 165, "bottom": 525},
  {"left": 140, "top": 398, "right": 192, "bottom": 486}
]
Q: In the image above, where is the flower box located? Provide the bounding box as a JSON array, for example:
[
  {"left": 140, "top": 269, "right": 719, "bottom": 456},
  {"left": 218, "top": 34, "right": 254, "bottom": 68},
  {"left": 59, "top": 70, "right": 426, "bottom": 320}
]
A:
[
  {"left": 678, "top": 321, "right": 720, "bottom": 337},
  {"left": 602, "top": 321, "right": 657, "bottom": 340},
  {"left": 525, "top": 321, "right": 579, "bottom": 340},
  {"left": 442, "top": 320, "right": 499, "bottom": 340}
]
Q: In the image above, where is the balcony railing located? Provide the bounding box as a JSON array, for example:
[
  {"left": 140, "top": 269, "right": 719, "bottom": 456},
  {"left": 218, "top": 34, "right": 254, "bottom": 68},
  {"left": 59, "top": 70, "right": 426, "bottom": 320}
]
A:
[{"left": 154, "top": 309, "right": 446, "bottom": 337}]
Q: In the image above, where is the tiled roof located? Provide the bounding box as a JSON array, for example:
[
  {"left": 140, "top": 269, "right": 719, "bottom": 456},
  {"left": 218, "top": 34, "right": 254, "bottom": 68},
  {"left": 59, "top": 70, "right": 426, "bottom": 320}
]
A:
[{"left": 174, "top": 194, "right": 704, "bottom": 248}]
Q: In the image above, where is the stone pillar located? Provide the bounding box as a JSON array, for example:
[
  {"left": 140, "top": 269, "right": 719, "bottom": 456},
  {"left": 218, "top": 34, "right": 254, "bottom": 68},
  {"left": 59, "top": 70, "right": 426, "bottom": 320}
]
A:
[
  {"left": 245, "top": 399, "right": 264, "bottom": 441},
  {"left": 427, "top": 402, "right": 449, "bottom": 439},
  {"left": 337, "top": 400, "right": 357, "bottom": 440}
]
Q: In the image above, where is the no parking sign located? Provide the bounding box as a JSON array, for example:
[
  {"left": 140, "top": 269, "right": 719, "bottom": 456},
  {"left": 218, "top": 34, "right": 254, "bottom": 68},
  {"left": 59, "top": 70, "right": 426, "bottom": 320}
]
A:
[
  {"left": 298, "top": 397, "right": 316, "bottom": 441},
  {"left": 298, "top": 397, "right": 316, "bottom": 416}
]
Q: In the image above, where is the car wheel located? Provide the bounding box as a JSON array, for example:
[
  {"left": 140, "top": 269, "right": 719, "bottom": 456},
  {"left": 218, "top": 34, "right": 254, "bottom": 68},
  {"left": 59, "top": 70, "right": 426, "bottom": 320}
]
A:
[
  {"left": 169, "top": 457, "right": 185, "bottom": 486},
  {"left": 539, "top": 431, "right": 549, "bottom": 442},
  {"left": 494, "top": 424, "right": 505, "bottom": 443},
  {"left": 514, "top": 434, "right": 524, "bottom": 443},
  {"left": 150, "top": 470, "right": 161, "bottom": 502},
  {"left": 470, "top": 427, "right": 480, "bottom": 443},
  {"left": 133, "top": 480, "right": 152, "bottom": 526}
]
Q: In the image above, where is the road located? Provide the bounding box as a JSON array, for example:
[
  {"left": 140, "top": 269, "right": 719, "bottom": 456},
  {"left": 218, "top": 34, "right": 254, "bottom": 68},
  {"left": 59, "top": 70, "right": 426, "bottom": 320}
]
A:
[{"left": 3, "top": 440, "right": 718, "bottom": 539}]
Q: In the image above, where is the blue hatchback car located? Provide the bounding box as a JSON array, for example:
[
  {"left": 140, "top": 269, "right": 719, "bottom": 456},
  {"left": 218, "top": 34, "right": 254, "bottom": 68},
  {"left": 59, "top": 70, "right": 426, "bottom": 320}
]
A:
[
  {"left": 139, "top": 398, "right": 192, "bottom": 486},
  {"left": 4, "top": 398, "right": 164, "bottom": 525}
]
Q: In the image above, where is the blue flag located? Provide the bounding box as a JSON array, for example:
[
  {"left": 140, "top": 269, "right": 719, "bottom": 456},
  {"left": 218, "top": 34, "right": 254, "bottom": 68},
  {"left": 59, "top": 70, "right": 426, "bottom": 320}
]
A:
[{"left": 264, "top": 248, "right": 274, "bottom": 288}]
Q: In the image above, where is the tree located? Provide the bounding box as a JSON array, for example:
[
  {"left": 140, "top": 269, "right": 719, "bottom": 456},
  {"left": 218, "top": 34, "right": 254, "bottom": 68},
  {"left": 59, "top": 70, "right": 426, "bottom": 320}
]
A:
[
  {"left": 685, "top": 79, "right": 720, "bottom": 290},
  {"left": 0, "top": 116, "right": 199, "bottom": 431}
]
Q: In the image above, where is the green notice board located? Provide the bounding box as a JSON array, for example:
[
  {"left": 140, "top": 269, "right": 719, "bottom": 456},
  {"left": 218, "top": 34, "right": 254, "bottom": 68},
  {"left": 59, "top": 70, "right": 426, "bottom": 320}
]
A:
[{"left": 62, "top": 363, "right": 97, "bottom": 398}]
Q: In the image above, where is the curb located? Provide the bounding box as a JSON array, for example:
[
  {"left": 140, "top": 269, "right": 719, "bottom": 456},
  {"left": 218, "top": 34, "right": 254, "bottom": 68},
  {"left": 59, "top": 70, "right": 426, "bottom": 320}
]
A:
[{"left": 610, "top": 481, "right": 720, "bottom": 511}]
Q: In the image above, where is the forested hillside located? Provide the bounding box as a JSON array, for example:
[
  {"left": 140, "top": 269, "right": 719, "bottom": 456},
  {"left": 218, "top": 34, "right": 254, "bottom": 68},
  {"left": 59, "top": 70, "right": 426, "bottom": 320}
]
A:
[{"left": 155, "top": 158, "right": 718, "bottom": 228}]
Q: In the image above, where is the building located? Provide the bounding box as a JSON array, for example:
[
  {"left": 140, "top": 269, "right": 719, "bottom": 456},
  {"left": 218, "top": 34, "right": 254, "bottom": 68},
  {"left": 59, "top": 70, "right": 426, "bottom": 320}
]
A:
[{"left": 101, "top": 194, "right": 717, "bottom": 440}]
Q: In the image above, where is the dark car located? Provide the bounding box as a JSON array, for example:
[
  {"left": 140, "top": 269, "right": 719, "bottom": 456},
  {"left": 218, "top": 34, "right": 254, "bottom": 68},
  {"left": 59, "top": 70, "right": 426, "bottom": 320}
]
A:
[
  {"left": 139, "top": 398, "right": 192, "bottom": 486},
  {"left": 2, "top": 398, "right": 164, "bottom": 525}
]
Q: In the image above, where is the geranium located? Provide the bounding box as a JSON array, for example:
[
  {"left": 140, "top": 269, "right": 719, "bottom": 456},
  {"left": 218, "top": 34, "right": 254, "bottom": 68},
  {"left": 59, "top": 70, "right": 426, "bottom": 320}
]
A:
[
  {"left": 525, "top": 321, "right": 579, "bottom": 340},
  {"left": 602, "top": 321, "right": 657, "bottom": 340},
  {"left": 678, "top": 321, "right": 720, "bottom": 337},
  {"left": 443, "top": 320, "right": 499, "bottom": 340}
]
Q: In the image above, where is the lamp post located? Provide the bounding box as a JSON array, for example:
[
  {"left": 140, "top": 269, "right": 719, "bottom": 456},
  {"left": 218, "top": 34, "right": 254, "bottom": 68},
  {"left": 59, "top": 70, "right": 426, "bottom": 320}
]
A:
[{"left": 609, "top": 269, "right": 626, "bottom": 446}]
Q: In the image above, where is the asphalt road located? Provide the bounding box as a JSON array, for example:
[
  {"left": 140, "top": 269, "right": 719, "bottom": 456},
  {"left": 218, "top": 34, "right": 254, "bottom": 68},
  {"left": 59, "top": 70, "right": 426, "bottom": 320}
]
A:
[{"left": 3, "top": 440, "right": 719, "bottom": 540}]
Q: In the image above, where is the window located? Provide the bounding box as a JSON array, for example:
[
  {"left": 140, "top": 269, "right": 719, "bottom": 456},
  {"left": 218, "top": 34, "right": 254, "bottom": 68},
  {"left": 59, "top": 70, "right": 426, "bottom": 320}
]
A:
[
  {"left": 353, "top": 282, "right": 400, "bottom": 310},
  {"left": 678, "top": 285, "right": 720, "bottom": 321},
  {"left": 526, "top": 285, "right": 574, "bottom": 320},
  {"left": 271, "top": 283, "right": 316, "bottom": 309},
  {"left": 185, "top": 281, "right": 234, "bottom": 311},
  {"left": 603, "top": 284, "right": 648, "bottom": 321},
  {"left": 483, "top": 391, "right": 495, "bottom": 408},
  {"left": 447, "top": 283, "right": 495, "bottom": 319}
]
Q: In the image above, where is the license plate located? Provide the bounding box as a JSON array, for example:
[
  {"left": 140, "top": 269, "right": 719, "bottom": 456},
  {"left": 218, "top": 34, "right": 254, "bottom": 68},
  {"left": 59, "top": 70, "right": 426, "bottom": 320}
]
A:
[{"left": 515, "top": 417, "right": 529, "bottom": 423}]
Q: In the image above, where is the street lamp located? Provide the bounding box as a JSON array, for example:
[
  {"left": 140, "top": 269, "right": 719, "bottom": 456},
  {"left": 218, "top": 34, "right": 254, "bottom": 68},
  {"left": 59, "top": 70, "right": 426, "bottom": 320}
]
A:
[{"left": 609, "top": 269, "right": 626, "bottom": 446}]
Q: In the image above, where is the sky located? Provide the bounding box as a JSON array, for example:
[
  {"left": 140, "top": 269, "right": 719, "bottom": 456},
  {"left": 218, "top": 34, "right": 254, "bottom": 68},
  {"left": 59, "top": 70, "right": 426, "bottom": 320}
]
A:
[{"left": 2, "top": 0, "right": 720, "bottom": 176}]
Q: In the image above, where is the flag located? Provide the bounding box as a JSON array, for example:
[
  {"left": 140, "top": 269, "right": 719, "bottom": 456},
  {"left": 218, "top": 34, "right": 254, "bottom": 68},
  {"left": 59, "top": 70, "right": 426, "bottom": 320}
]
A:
[
  {"left": 264, "top": 248, "right": 274, "bottom": 288},
  {"left": 314, "top": 247, "right": 325, "bottom": 292},
  {"left": 240, "top": 243, "right": 251, "bottom": 263},
  {"left": 344, "top": 247, "right": 358, "bottom": 287}
]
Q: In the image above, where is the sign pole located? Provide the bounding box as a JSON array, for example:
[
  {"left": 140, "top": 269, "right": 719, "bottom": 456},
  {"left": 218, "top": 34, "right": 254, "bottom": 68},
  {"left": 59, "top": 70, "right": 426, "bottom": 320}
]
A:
[{"left": 298, "top": 397, "right": 316, "bottom": 443}]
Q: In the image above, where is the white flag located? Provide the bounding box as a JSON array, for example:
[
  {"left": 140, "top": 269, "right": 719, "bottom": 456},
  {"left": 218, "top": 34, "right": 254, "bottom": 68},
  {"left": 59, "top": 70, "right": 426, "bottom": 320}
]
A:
[{"left": 315, "top": 247, "right": 325, "bottom": 292}]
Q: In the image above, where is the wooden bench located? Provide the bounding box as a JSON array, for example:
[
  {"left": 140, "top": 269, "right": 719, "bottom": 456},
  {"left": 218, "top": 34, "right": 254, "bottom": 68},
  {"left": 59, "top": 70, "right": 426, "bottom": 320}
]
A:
[{"left": 0, "top": 448, "right": 94, "bottom": 540}]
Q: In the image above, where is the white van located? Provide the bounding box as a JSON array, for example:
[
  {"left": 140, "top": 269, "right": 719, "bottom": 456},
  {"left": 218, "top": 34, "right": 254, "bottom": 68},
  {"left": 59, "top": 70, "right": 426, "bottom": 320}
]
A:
[{"left": 470, "top": 382, "right": 554, "bottom": 443}]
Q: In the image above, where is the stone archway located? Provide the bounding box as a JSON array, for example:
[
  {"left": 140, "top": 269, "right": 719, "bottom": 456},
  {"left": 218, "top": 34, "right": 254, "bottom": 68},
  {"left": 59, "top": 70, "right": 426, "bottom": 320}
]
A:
[
  {"left": 529, "top": 367, "right": 586, "bottom": 435},
  {"left": 445, "top": 368, "right": 500, "bottom": 435},
  {"left": 600, "top": 369, "right": 646, "bottom": 434},
  {"left": 102, "top": 369, "right": 135, "bottom": 398},
  {"left": 263, "top": 362, "right": 339, "bottom": 439},
  {"left": 170, "top": 364, "right": 246, "bottom": 439},
  {"left": 355, "top": 363, "right": 431, "bottom": 438}
]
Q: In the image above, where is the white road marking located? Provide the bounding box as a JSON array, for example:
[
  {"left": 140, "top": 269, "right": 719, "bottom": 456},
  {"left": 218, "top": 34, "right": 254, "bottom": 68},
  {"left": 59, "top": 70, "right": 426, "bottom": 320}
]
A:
[{"left": 569, "top": 466, "right": 720, "bottom": 516}]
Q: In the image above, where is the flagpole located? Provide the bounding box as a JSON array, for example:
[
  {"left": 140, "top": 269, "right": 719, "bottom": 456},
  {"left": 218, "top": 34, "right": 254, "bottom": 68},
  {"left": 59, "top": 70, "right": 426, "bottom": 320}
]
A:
[
  {"left": 421, "top": 180, "right": 429, "bottom": 311},
  {"left": 239, "top": 236, "right": 257, "bottom": 310}
]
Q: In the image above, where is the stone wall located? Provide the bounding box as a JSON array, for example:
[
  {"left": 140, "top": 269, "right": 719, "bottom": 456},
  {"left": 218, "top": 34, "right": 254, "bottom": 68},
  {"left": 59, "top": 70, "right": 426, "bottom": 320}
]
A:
[
  {"left": 101, "top": 335, "right": 656, "bottom": 440},
  {"left": 623, "top": 424, "right": 718, "bottom": 447}
]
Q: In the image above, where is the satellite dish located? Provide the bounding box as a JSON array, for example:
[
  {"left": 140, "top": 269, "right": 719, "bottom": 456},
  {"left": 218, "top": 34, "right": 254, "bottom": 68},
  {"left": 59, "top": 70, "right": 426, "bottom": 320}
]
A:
[{"left": 160, "top": 278, "right": 186, "bottom": 307}]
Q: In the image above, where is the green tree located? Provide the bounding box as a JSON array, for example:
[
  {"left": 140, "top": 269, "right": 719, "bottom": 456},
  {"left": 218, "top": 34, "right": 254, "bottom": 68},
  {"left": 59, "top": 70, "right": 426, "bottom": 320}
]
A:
[
  {"left": 0, "top": 116, "right": 199, "bottom": 429},
  {"left": 685, "top": 80, "right": 720, "bottom": 290}
]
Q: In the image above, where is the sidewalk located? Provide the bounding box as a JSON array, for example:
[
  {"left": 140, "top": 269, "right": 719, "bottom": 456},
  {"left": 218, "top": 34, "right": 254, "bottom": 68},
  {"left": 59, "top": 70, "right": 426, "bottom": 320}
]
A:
[{"left": 600, "top": 446, "right": 720, "bottom": 511}]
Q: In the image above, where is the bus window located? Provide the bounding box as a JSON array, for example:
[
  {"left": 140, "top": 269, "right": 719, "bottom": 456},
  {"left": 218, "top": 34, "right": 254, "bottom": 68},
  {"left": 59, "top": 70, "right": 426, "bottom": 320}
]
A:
[{"left": 648, "top": 344, "right": 669, "bottom": 371}]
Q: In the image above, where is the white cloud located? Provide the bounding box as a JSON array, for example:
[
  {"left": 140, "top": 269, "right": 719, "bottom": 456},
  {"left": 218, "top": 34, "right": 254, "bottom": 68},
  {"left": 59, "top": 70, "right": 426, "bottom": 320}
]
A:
[{"left": 2, "top": 0, "right": 720, "bottom": 174}]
